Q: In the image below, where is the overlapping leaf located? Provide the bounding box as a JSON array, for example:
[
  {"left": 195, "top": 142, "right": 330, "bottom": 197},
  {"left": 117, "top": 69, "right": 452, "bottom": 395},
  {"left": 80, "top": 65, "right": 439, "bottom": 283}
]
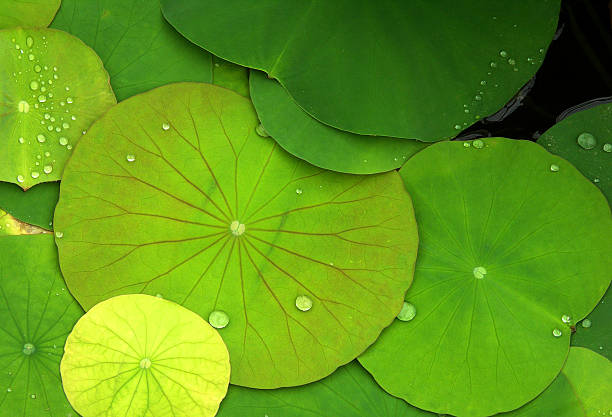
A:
[{"left": 0, "top": 0, "right": 60, "bottom": 29}]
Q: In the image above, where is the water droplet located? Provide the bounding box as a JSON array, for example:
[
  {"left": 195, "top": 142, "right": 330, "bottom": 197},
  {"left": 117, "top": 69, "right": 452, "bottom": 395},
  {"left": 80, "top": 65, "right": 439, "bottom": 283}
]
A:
[
  {"left": 499, "top": 50, "right": 508, "bottom": 58},
  {"left": 55, "top": 231, "right": 63, "bottom": 238},
  {"left": 473, "top": 266, "right": 487, "bottom": 279},
  {"left": 490, "top": 62, "right": 497, "bottom": 68},
  {"left": 28, "top": 53, "right": 35, "bottom": 61},
  {"left": 480, "top": 80, "right": 487, "bottom": 86},
  {"left": 472, "top": 140, "right": 484, "bottom": 149},
  {"left": 66, "top": 97, "right": 73, "bottom": 104},
  {"left": 230, "top": 220, "right": 246, "bottom": 236},
  {"left": 18, "top": 137, "right": 24, "bottom": 144},
  {"left": 62, "top": 122, "right": 69, "bottom": 129},
  {"left": 155, "top": 293, "right": 163, "bottom": 298},
  {"left": 552, "top": 328, "right": 562, "bottom": 337},
  {"left": 59, "top": 137, "right": 68, "bottom": 146},
  {"left": 37, "top": 95, "right": 46, "bottom": 103},
  {"left": 18, "top": 101, "right": 30, "bottom": 113},
  {"left": 26, "top": 36, "right": 33, "bottom": 48},
  {"left": 581, "top": 319, "right": 592, "bottom": 328},
  {"left": 162, "top": 122, "right": 170, "bottom": 131},
  {"left": 577, "top": 132, "right": 597, "bottom": 150},
  {"left": 31, "top": 172, "right": 39, "bottom": 179},
  {"left": 34, "top": 65, "right": 41, "bottom": 73},
  {"left": 454, "top": 124, "right": 462, "bottom": 130},
  {"left": 288, "top": 294, "right": 313, "bottom": 314},
  {"left": 561, "top": 315, "right": 571, "bottom": 324},
  {"left": 463, "top": 142, "right": 471, "bottom": 148},
  {"left": 602, "top": 143, "right": 611, "bottom": 152},
  {"left": 22, "top": 343, "right": 35, "bottom": 355},
  {"left": 43, "top": 165, "right": 53, "bottom": 174},
  {"left": 255, "top": 123, "right": 269, "bottom": 137},
  {"left": 29, "top": 80, "right": 39, "bottom": 90},
  {"left": 139, "top": 358, "right": 152, "bottom": 369},
  {"left": 6, "top": 388, "right": 11, "bottom": 393},
  {"left": 208, "top": 310, "right": 230, "bottom": 329},
  {"left": 295, "top": 188, "right": 303, "bottom": 195},
  {"left": 30, "top": 394, "right": 36, "bottom": 399},
  {"left": 508, "top": 59, "right": 516, "bottom": 66},
  {"left": 475, "top": 95, "right": 482, "bottom": 101},
  {"left": 550, "top": 164, "right": 559, "bottom": 172},
  {"left": 397, "top": 301, "right": 416, "bottom": 321},
  {"left": 37, "top": 134, "right": 46, "bottom": 143},
  {"left": 44, "top": 113, "right": 50, "bottom": 120},
  {"left": 594, "top": 178, "right": 600, "bottom": 183},
  {"left": 126, "top": 154, "right": 135, "bottom": 162}
]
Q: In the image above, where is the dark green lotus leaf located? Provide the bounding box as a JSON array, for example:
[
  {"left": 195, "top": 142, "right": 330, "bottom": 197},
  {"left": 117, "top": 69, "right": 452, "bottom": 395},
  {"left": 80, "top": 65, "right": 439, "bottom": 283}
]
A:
[
  {"left": 218, "top": 361, "right": 434, "bottom": 417},
  {"left": 250, "top": 71, "right": 428, "bottom": 174},
  {"left": 61, "top": 294, "right": 230, "bottom": 417},
  {"left": 53, "top": 82, "right": 419, "bottom": 388},
  {"left": 572, "top": 287, "right": 610, "bottom": 360},
  {"left": 161, "top": 0, "right": 560, "bottom": 140},
  {"left": 0, "top": 27, "right": 116, "bottom": 189},
  {"left": 0, "top": 181, "right": 59, "bottom": 229},
  {"left": 0, "top": 234, "right": 82, "bottom": 416},
  {"left": 538, "top": 102, "right": 612, "bottom": 203},
  {"left": 51, "top": 0, "right": 213, "bottom": 101},
  {"left": 0, "top": 0, "right": 60, "bottom": 29},
  {"left": 359, "top": 138, "right": 612, "bottom": 417},
  {"left": 213, "top": 56, "right": 249, "bottom": 98},
  {"left": 0, "top": 208, "right": 48, "bottom": 235}
]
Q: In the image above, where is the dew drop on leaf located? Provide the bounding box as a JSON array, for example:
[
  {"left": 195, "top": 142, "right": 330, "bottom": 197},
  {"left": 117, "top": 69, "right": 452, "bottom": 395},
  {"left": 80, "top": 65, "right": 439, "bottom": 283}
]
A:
[
  {"left": 603, "top": 143, "right": 611, "bottom": 152},
  {"left": 126, "top": 154, "right": 135, "bottom": 162},
  {"left": 397, "top": 302, "right": 416, "bottom": 322},
  {"left": 581, "top": 319, "right": 592, "bottom": 328},
  {"left": 473, "top": 266, "right": 487, "bottom": 279},
  {"left": 552, "top": 328, "right": 562, "bottom": 337},
  {"left": 295, "top": 295, "right": 313, "bottom": 312},
  {"left": 208, "top": 310, "right": 230, "bottom": 329},
  {"left": 22, "top": 343, "right": 35, "bottom": 355},
  {"left": 550, "top": 164, "right": 559, "bottom": 172},
  {"left": 162, "top": 122, "right": 170, "bottom": 131},
  {"left": 561, "top": 315, "right": 571, "bottom": 324},
  {"left": 577, "top": 132, "right": 597, "bottom": 150}
]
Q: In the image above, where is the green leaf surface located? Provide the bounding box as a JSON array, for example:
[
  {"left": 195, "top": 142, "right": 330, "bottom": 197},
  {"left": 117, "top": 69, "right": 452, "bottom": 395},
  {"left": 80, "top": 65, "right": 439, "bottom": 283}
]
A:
[
  {"left": 0, "top": 0, "right": 60, "bottom": 29},
  {"left": 572, "top": 287, "right": 610, "bottom": 360},
  {"left": 0, "top": 27, "right": 116, "bottom": 189},
  {"left": 61, "top": 294, "right": 230, "bottom": 417},
  {"left": 53, "top": 82, "right": 419, "bottom": 388},
  {"left": 250, "top": 71, "right": 428, "bottom": 174},
  {"left": 0, "top": 181, "right": 59, "bottom": 229},
  {"left": 359, "top": 138, "right": 612, "bottom": 417},
  {"left": 161, "top": 0, "right": 560, "bottom": 140},
  {"left": 213, "top": 56, "right": 249, "bottom": 98},
  {"left": 218, "top": 361, "right": 434, "bottom": 417},
  {"left": 51, "top": 0, "right": 213, "bottom": 101},
  {"left": 538, "top": 102, "right": 612, "bottom": 203},
  {"left": 0, "top": 234, "right": 82, "bottom": 417}
]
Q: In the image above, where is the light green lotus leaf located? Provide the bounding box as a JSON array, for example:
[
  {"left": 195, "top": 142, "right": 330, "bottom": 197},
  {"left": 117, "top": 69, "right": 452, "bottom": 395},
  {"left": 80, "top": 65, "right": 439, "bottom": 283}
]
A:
[
  {"left": 0, "top": 27, "right": 116, "bottom": 189},
  {"left": 501, "top": 347, "right": 612, "bottom": 417},
  {"left": 218, "top": 361, "right": 434, "bottom": 417},
  {"left": 0, "top": 208, "right": 48, "bottom": 235},
  {"left": 359, "top": 138, "right": 612, "bottom": 417},
  {"left": 51, "top": 0, "right": 213, "bottom": 101},
  {"left": 572, "top": 287, "right": 610, "bottom": 360},
  {"left": 538, "top": 102, "right": 612, "bottom": 203},
  {"left": 0, "top": 181, "right": 59, "bottom": 229},
  {"left": 0, "top": 234, "right": 82, "bottom": 416},
  {"left": 213, "top": 56, "right": 249, "bottom": 98},
  {"left": 60, "top": 294, "right": 230, "bottom": 417},
  {"left": 250, "top": 71, "right": 428, "bottom": 174},
  {"left": 0, "top": 0, "right": 60, "bottom": 29},
  {"left": 53, "top": 82, "right": 418, "bottom": 388},
  {"left": 161, "top": 0, "right": 560, "bottom": 140}
]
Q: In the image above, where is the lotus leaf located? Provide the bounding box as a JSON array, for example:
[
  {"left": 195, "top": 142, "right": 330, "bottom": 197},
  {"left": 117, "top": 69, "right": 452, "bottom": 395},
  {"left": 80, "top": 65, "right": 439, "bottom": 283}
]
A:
[
  {"left": 0, "top": 181, "right": 59, "bottom": 229},
  {"left": 161, "top": 0, "right": 560, "bottom": 140},
  {"left": 53, "top": 82, "right": 419, "bottom": 388},
  {"left": 250, "top": 71, "right": 428, "bottom": 174},
  {"left": 60, "top": 294, "right": 230, "bottom": 417},
  {"left": 0, "top": 234, "right": 82, "bottom": 416},
  {"left": 51, "top": 0, "right": 213, "bottom": 101},
  {"left": 360, "top": 138, "right": 612, "bottom": 417},
  {"left": 0, "top": 27, "right": 116, "bottom": 189},
  {"left": 0, "top": 0, "right": 60, "bottom": 29}
]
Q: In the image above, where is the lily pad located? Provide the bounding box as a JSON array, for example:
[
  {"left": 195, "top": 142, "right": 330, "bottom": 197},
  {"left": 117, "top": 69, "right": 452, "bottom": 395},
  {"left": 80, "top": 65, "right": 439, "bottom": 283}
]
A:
[
  {"left": 250, "top": 71, "right": 428, "bottom": 174},
  {"left": 0, "top": 0, "right": 60, "bottom": 29},
  {"left": 538, "top": 102, "right": 612, "bottom": 202},
  {"left": 161, "top": 0, "right": 560, "bottom": 140},
  {"left": 572, "top": 287, "right": 610, "bottom": 360},
  {"left": 213, "top": 56, "right": 249, "bottom": 98},
  {"left": 0, "top": 234, "right": 82, "bottom": 416},
  {"left": 0, "top": 27, "right": 116, "bottom": 189},
  {"left": 51, "top": 0, "right": 213, "bottom": 101},
  {"left": 359, "top": 138, "right": 612, "bottom": 417},
  {"left": 60, "top": 294, "right": 231, "bottom": 417},
  {"left": 0, "top": 181, "right": 59, "bottom": 229},
  {"left": 218, "top": 361, "right": 434, "bottom": 417},
  {"left": 0, "top": 208, "right": 48, "bottom": 235},
  {"left": 53, "top": 82, "right": 418, "bottom": 388}
]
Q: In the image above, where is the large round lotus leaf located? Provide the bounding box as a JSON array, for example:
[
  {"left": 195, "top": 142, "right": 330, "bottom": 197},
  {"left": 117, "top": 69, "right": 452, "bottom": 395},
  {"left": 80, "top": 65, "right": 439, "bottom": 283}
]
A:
[
  {"left": 51, "top": 0, "right": 213, "bottom": 101},
  {"left": 250, "top": 71, "right": 428, "bottom": 174},
  {"left": 0, "top": 0, "right": 60, "bottom": 29},
  {"left": 161, "top": 0, "right": 560, "bottom": 140},
  {"left": 60, "top": 294, "right": 230, "bottom": 417},
  {"left": 0, "top": 181, "right": 59, "bottom": 229},
  {"left": 359, "top": 138, "right": 612, "bottom": 417},
  {"left": 213, "top": 56, "right": 249, "bottom": 98},
  {"left": 538, "top": 102, "right": 612, "bottom": 203},
  {"left": 0, "top": 234, "right": 82, "bottom": 416},
  {"left": 218, "top": 361, "right": 434, "bottom": 417},
  {"left": 501, "top": 347, "right": 612, "bottom": 417},
  {"left": 0, "top": 208, "right": 47, "bottom": 235},
  {"left": 0, "top": 27, "right": 116, "bottom": 190},
  {"left": 53, "top": 82, "right": 418, "bottom": 388},
  {"left": 572, "top": 287, "right": 610, "bottom": 360}
]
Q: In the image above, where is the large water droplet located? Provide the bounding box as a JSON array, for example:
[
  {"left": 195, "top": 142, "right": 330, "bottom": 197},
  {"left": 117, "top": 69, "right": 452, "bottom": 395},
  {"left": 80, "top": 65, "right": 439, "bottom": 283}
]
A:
[
  {"left": 43, "top": 165, "right": 53, "bottom": 174},
  {"left": 550, "top": 164, "right": 559, "bottom": 172},
  {"left": 139, "top": 358, "right": 152, "bottom": 369},
  {"left": 59, "top": 137, "right": 68, "bottom": 146},
  {"left": 577, "top": 132, "right": 597, "bottom": 150},
  {"left": 230, "top": 220, "right": 246, "bottom": 236},
  {"left": 397, "top": 301, "right": 416, "bottom": 321},
  {"left": 473, "top": 266, "right": 487, "bottom": 279},
  {"left": 22, "top": 343, "right": 35, "bottom": 355},
  {"left": 208, "top": 310, "right": 230, "bottom": 329},
  {"left": 31, "top": 172, "right": 40, "bottom": 179},
  {"left": 472, "top": 139, "right": 484, "bottom": 149},
  {"left": 37, "top": 134, "right": 46, "bottom": 143},
  {"left": 552, "top": 328, "right": 562, "bottom": 337},
  {"left": 581, "top": 319, "right": 592, "bottom": 328},
  {"left": 29, "top": 80, "right": 39, "bottom": 90},
  {"left": 295, "top": 295, "right": 313, "bottom": 312}
]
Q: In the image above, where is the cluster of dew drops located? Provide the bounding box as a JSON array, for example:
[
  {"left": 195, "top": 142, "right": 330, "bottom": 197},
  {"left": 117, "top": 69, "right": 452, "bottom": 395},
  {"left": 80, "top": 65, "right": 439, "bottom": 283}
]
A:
[
  {"left": 546, "top": 132, "right": 611, "bottom": 184},
  {"left": 12, "top": 34, "right": 78, "bottom": 183}
]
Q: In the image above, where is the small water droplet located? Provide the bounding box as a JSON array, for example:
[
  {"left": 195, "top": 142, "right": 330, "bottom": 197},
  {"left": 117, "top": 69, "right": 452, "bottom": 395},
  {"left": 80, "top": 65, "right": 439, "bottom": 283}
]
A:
[
  {"left": 208, "top": 310, "right": 230, "bottom": 329},
  {"left": 561, "top": 315, "right": 571, "bottom": 324},
  {"left": 55, "top": 231, "right": 63, "bottom": 238},
  {"left": 162, "top": 122, "right": 170, "bottom": 131},
  {"left": 581, "top": 319, "right": 592, "bottom": 328},
  {"left": 490, "top": 62, "right": 497, "bottom": 68},
  {"left": 43, "top": 165, "right": 53, "bottom": 174},
  {"left": 550, "top": 164, "right": 559, "bottom": 172},
  {"left": 230, "top": 220, "right": 246, "bottom": 236},
  {"left": 397, "top": 301, "right": 416, "bottom": 321},
  {"left": 30, "top": 394, "right": 36, "bottom": 399},
  {"left": 6, "top": 388, "right": 11, "bottom": 393},
  {"left": 126, "top": 154, "right": 135, "bottom": 162},
  {"left": 552, "top": 328, "right": 562, "bottom": 337},
  {"left": 37, "top": 134, "right": 46, "bottom": 143},
  {"left": 499, "top": 50, "right": 508, "bottom": 58},
  {"left": 475, "top": 95, "right": 482, "bottom": 101},
  {"left": 295, "top": 295, "right": 313, "bottom": 312},
  {"left": 155, "top": 293, "right": 163, "bottom": 298},
  {"left": 255, "top": 123, "right": 269, "bottom": 137},
  {"left": 37, "top": 95, "right": 46, "bottom": 103},
  {"left": 66, "top": 97, "right": 73, "bottom": 104},
  {"left": 473, "top": 266, "right": 487, "bottom": 279},
  {"left": 463, "top": 142, "right": 471, "bottom": 148},
  {"left": 28, "top": 53, "right": 35, "bottom": 61},
  {"left": 62, "top": 122, "right": 69, "bottom": 129},
  {"left": 577, "top": 132, "right": 597, "bottom": 150},
  {"left": 472, "top": 139, "right": 484, "bottom": 149},
  {"left": 31, "top": 172, "right": 39, "bottom": 179},
  {"left": 508, "top": 58, "right": 516, "bottom": 66},
  {"left": 603, "top": 143, "right": 611, "bottom": 152},
  {"left": 480, "top": 80, "right": 487, "bottom": 86},
  {"left": 26, "top": 36, "right": 33, "bottom": 48},
  {"left": 139, "top": 358, "right": 152, "bottom": 369},
  {"left": 29, "top": 80, "right": 39, "bottom": 90},
  {"left": 34, "top": 65, "right": 41, "bottom": 73},
  {"left": 295, "top": 188, "right": 303, "bottom": 195},
  {"left": 22, "top": 343, "right": 35, "bottom": 355},
  {"left": 18, "top": 137, "right": 24, "bottom": 144},
  {"left": 59, "top": 137, "right": 68, "bottom": 146},
  {"left": 454, "top": 124, "right": 462, "bottom": 130}
]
